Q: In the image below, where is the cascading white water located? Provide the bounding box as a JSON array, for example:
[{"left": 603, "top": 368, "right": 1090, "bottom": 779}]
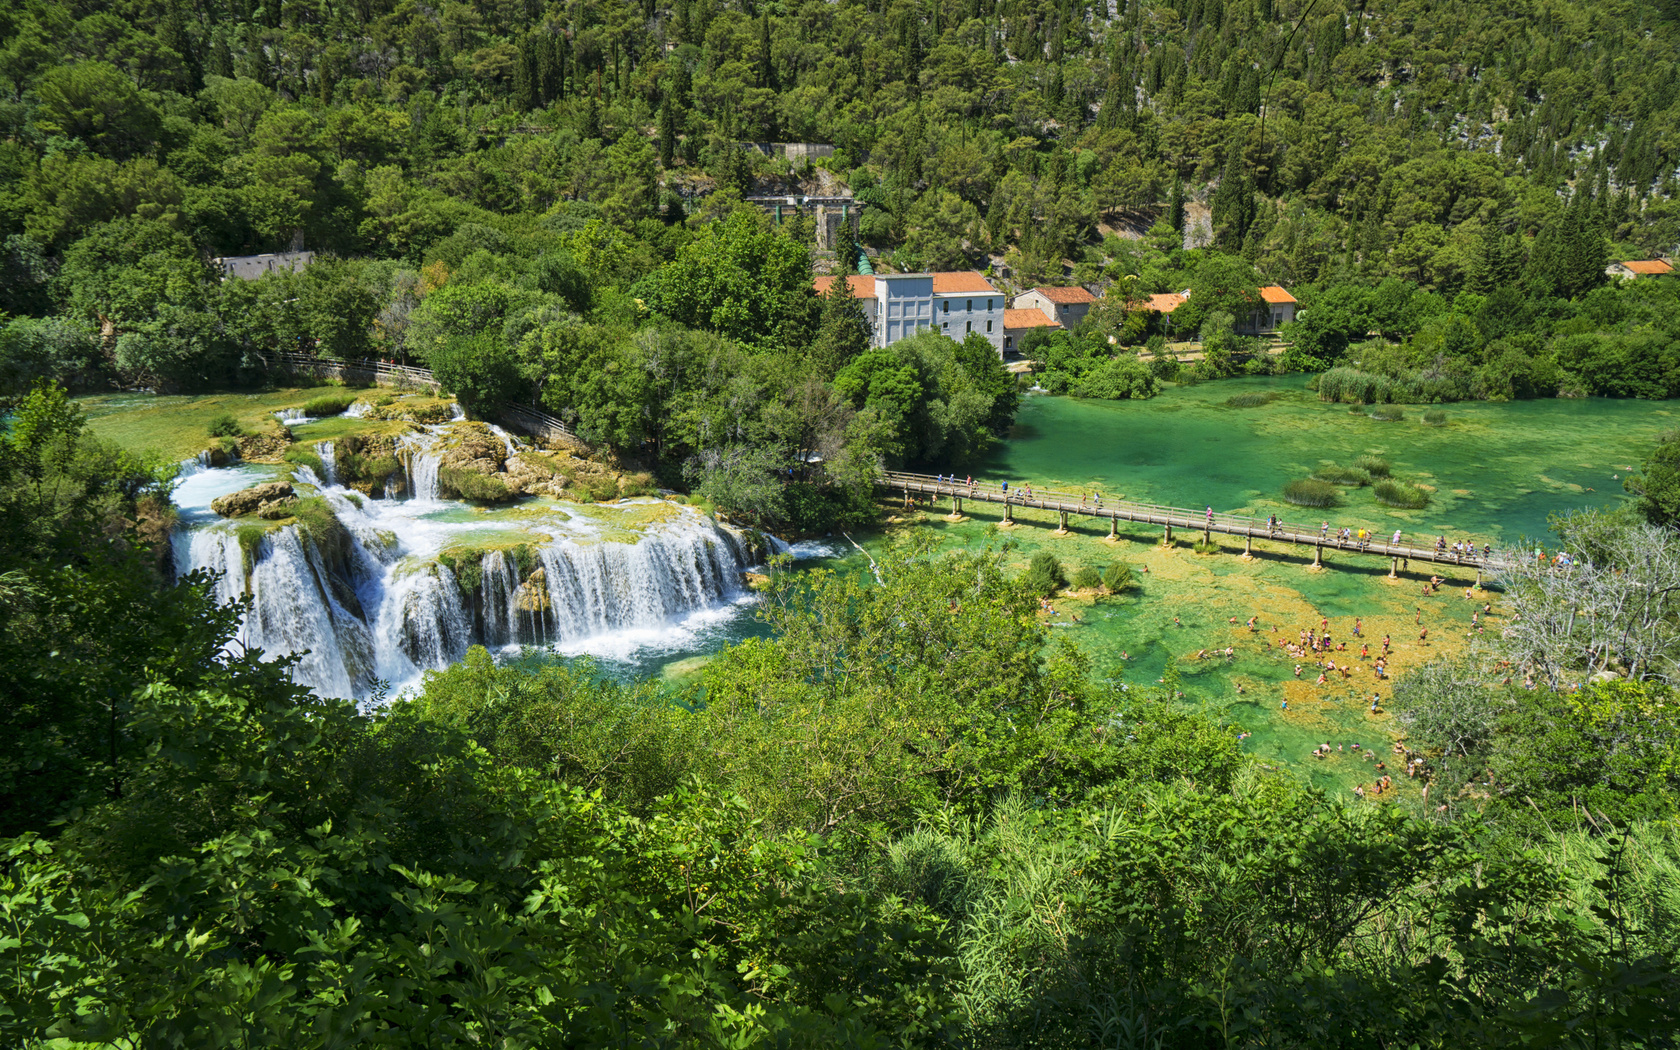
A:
[
  {"left": 173, "top": 432, "right": 775, "bottom": 701},
  {"left": 398, "top": 429, "right": 444, "bottom": 501},
  {"left": 275, "top": 408, "right": 314, "bottom": 424},
  {"left": 315, "top": 441, "right": 337, "bottom": 486}
]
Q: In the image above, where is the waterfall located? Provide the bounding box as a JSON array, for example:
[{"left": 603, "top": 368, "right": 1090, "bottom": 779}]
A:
[
  {"left": 398, "top": 430, "right": 443, "bottom": 501},
  {"left": 275, "top": 408, "right": 313, "bottom": 424},
  {"left": 174, "top": 460, "right": 766, "bottom": 700},
  {"left": 315, "top": 441, "right": 337, "bottom": 486},
  {"left": 345, "top": 400, "right": 373, "bottom": 418}
]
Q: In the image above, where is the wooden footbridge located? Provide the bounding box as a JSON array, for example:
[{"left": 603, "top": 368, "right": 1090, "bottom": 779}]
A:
[{"left": 882, "top": 471, "right": 1499, "bottom": 582}]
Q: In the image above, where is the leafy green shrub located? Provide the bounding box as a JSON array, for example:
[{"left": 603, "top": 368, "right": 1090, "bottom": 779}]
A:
[
  {"left": 1373, "top": 480, "right": 1430, "bottom": 508},
  {"left": 302, "top": 392, "right": 358, "bottom": 417},
  {"left": 1370, "top": 405, "right": 1406, "bottom": 421},
  {"left": 1102, "top": 561, "right": 1135, "bottom": 592},
  {"left": 1224, "top": 391, "right": 1277, "bottom": 407},
  {"left": 1423, "top": 409, "right": 1448, "bottom": 425},
  {"left": 1283, "top": 479, "right": 1341, "bottom": 507},
  {"left": 586, "top": 477, "right": 621, "bottom": 503},
  {"left": 1353, "top": 455, "right": 1390, "bottom": 477},
  {"left": 1072, "top": 565, "right": 1102, "bottom": 589},
  {"left": 1021, "top": 551, "right": 1067, "bottom": 596},
  {"left": 1312, "top": 465, "right": 1372, "bottom": 486},
  {"left": 207, "top": 413, "right": 244, "bottom": 437}
]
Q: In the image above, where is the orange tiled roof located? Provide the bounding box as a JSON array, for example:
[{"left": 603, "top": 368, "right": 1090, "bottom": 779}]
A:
[
  {"left": 930, "top": 271, "right": 999, "bottom": 294},
  {"left": 1146, "top": 292, "right": 1187, "bottom": 313},
  {"left": 1003, "top": 308, "right": 1061, "bottom": 329},
  {"left": 1618, "top": 260, "right": 1674, "bottom": 275},
  {"left": 1259, "top": 285, "right": 1297, "bottom": 304},
  {"left": 1033, "top": 285, "right": 1096, "bottom": 304},
  {"left": 812, "top": 275, "right": 877, "bottom": 299}
]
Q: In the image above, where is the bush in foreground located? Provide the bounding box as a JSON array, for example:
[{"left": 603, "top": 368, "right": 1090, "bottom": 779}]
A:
[
  {"left": 1022, "top": 551, "right": 1067, "bottom": 596},
  {"left": 1312, "top": 464, "right": 1372, "bottom": 486},
  {"left": 302, "top": 392, "right": 358, "bottom": 417}
]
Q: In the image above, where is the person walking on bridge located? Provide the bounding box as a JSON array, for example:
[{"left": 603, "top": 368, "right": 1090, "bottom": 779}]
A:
[{"left": 1207, "top": 506, "right": 1215, "bottom": 527}]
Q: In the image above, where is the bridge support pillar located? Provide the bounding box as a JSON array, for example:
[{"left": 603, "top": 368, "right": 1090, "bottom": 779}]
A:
[
  {"left": 1312, "top": 543, "right": 1323, "bottom": 569},
  {"left": 1163, "top": 523, "right": 1173, "bottom": 546},
  {"left": 1108, "top": 514, "right": 1118, "bottom": 540},
  {"left": 1389, "top": 557, "right": 1399, "bottom": 579},
  {"left": 1475, "top": 568, "right": 1483, "bottom": 587},
  {"left": 1243, "top": 533, "right": 1253, "bottom": 557},
  {"left": 1056, "top": 510, "right": 1069, "bottom": 535},
  {"left": 903, "top": 485, "right": 911, "bottom": 510},
  {"left": 953, "top": 497, "right": 962, "bottom": 515},
  {"left": 1203, "top": 527, "right": 1212, "bottom": 547},
  {"left": 1003, "top": 499, "right": 1014, "bottom": 526}
]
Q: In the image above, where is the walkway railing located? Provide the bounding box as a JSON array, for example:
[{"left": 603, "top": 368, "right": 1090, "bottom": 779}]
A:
[{"left": 881, "top": 470, "right": 1504, "bottom": 580}]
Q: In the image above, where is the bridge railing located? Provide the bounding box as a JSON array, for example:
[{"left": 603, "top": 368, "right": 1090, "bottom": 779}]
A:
[{"left": 882, "top": 470, "right": 1491, "bottom": 563}]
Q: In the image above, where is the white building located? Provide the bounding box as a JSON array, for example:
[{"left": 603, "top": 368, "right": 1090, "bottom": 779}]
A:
[{"left": 813, "top": 271, "right": 1006, "bottom": 355}]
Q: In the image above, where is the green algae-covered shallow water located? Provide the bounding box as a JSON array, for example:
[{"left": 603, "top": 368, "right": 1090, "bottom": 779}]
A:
[{"left": 862, "top": 379, "right": 1680, "bottom": 797}]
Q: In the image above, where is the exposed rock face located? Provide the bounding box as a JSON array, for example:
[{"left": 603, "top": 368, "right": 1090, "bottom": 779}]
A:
[
  {"left": 211, "top": 481, "right": 296, "bottom": 518},
  {"left": 504, "top": 453, "right": 569, "bottom": 498},
  {"left": 439, "top": 423, "right": 507, "bottom": 476},
  {"left": 513, "top": 567, "right": 550, "bottom": 612},
  {"left": 239, "top": 429, "right": 293, "bottom": 463}
]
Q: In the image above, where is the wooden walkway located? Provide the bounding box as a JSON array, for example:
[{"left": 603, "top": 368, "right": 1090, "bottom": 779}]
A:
[{"left": 882, "top": 471, "right": 1501, "bottom": 582}]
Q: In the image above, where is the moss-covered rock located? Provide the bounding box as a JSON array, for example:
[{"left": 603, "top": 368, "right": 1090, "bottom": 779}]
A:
[{"left": 211, "top": 481, "right": 296, "bottom": 518}]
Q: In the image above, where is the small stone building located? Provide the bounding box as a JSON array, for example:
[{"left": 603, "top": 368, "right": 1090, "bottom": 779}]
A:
[{"left": 1011, "top": 286, "right": 1096, "bottom": 330}]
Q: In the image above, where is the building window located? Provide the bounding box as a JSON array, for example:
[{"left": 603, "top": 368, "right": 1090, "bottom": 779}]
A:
[
  {"left": 986, "top": 320, "right": 993, "bottom": 333},
  {"left": 942, "top": 300, "right": 949, "bottom": 313},
  {"left": 942, "top": 322, "right": 949, "bottom": 330},
  {"left": 987, "top": 299, "right": 993, "bottom": 310},
  {"left": 967, "top": 299, "right": 973, "bottom": 311},
  {"left": 1004, "top": 335, "right": 1012, "bottom": 349}
]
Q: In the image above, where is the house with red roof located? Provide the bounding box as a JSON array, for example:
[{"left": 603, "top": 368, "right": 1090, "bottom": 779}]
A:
[
  {"left": 1142, "top": 285, "right": 1297, "bottom": 335},
  {"left": 812, "top": 271, "right": 1007, "bottom": 354},
  {"left": 1001, "top": 308, "right": 1062, "bottom": 353},
  {"left": 1011, "top": 285, "right": 1097, "bottom": 330},
  {"left": 1607, "top": 259, "right": 1674, "bottom": 280}
]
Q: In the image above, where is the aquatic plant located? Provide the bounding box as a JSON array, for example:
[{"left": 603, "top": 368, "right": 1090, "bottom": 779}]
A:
[
  {"left": 1283, "top": 479, "right": 1342, "bottom": 507},
  {"left": 1370, "top": 405, "right": 1406, "bottom": 421},
  {"left": 1373, "top": 480, "right": 1430, "bottom": 508},
  {"left": 1424, "top": 409, "right": 1448, "bottom": 425},
  {"left": 1353, "top": 455, "right": 1391, "bottom": 477},
  {"left": 1312, "top": 465, "right": 1373, "bottom": 486},
  {"left": 1022, "top": 551, "right": 1067, "bottom": 596},
  {"left": 1072, "top": 565, "right": 1103, "bottom": 589},
  {"left": 302, "top": 392, "right": 358, "bottom": 417},
  {"left": 1224, "top": 391, "right": 1277, "bottom": 408}
]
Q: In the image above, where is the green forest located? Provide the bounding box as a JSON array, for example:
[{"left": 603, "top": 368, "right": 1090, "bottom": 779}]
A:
[{"left": 5, "top": 0, "right": 1680, "bottom": 498}]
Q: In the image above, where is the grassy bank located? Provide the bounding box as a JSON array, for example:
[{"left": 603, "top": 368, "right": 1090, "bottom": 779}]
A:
[{"left": 78, "top": 387, "right": 354, "bottom": 461}]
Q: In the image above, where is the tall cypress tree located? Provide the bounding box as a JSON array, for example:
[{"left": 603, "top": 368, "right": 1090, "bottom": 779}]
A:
[
  {"left": 659, "top": 95, "right": 679, "bottom": 168},
  {"left": 1168, "top": 172, "right": 1186, "bottom": 237},
  {"left": 758, "top": 12, "right": 775, "bottom": 90},
  {"left": 1209, "top": 142, "right": 1255, "bottom": 251}
]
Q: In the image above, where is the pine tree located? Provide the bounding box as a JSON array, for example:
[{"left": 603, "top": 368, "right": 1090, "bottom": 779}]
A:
[
  {"left": 513, "top": 34, "right": 540, "bottom": 111},
  {"left": 1168, "top": 173, "right": 1186, "bottom": 237}
]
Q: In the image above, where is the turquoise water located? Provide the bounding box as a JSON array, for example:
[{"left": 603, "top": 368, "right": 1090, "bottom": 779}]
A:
[
  {"left": 979, "top": 377, "right": 1671, "bottom": 545},
  {"left": 858, "top": 380, "right": 1679, "bottom": 792}
]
